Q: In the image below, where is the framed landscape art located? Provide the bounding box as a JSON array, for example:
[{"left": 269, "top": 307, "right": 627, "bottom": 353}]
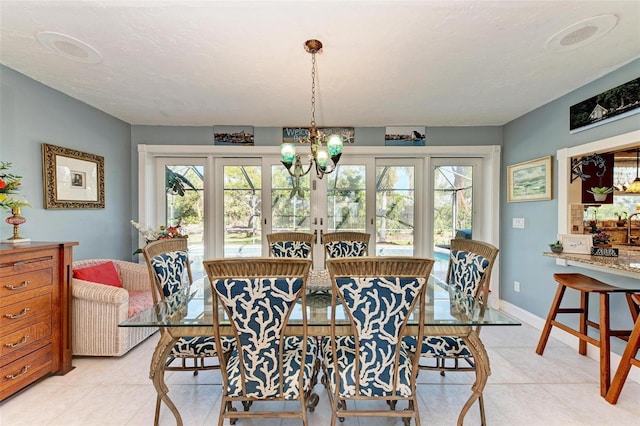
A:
[{"left": 507, "top": 156, "right": 553, "bottom": 202}]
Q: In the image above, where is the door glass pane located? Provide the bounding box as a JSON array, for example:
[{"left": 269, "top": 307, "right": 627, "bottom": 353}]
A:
[
  {"left": 326, "top": 165, "right": 367, "bottom": 232},
  {"left": 271, "top": 165, "right": 311, "bottom": 232},
  {"left": 165, "top": 165, "right": 204, "bottom": 281},
  {"left": 433, "top": 165, "right": 473, "bottom": 282},
  {"left": 375, "top": 165, "right": 415, "bottom": 256},
  {"left": 223, "top": 165, "right": 262, "bottom": 257}
]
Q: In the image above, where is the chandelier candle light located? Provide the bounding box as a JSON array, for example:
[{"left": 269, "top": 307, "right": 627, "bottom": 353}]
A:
[{"left": 281, "top": 40, "right": 343, "bottom": 194}]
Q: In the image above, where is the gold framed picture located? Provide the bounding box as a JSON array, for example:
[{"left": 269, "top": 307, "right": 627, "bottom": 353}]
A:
[
  {"left": 507, "top": 155, "right": 553, "bottom": 202},
  {"left": 42, "top": 143, "right": 105, "bottom": 209}
]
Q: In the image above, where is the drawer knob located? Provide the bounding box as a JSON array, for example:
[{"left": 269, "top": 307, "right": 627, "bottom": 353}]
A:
[
  {"left": 5, "top": 281, "right": 29, "bottom": 290},
  {"left": 5, "top": 335, "right": 29, "bottom": 348},
  {"left": 5, "top": 307, "right": 30, "bottom": 319},
  {"left": 6, "top": 365, "right": 30, "bottom": 380}
]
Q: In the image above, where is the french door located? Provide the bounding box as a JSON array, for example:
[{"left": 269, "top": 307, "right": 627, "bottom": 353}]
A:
[
  {"left": 153, "top": 154, "right": 484, "bottom": 273},
  {"left": 430, "top": 158, "right": 481, "bottom": 283},
  {"left": 155, "top": 158, "right": 206, "bottom": 280}
]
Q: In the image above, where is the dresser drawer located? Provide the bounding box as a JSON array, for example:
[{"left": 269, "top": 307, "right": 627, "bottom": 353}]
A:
[
  {"left": 0, "top": 320, "right": 51, "bottom": 358},
  {"left": 0, "top": 344, "right": 53, "bottom": 400},
  {"left": 0, "top": 268, "right": 54, "bottom": 301},
  {"left": 0, "top": 250, "right": 56, "bottom": 278},
  {"left": 0, "top": 294, "right": 51, "bottom": 331}
]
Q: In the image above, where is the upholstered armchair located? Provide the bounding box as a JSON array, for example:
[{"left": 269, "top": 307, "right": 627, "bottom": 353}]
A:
[
  {"left": 72, "top": 259, "right": 157, "bottom": 357},
  {"left": 321, "top": 231, "right": 370, "bottom": 264},
  {"left": 267, "top": 231, "right": 314, "bottom": 260},
  {"left": 323, "top": 256, "right": 434, "bottom": 425},
  {"left": 203, "top": 257, "right": 320, "bottom": 425}
]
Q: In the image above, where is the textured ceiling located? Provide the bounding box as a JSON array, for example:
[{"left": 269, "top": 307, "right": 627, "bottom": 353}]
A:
[{"left": 1, "top": 0, "right": 639, "bottom": 127}]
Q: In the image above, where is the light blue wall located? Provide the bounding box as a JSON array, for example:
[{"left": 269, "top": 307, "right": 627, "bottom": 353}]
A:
[
  {"left": 0, "top": 65, "right": 132, "bottom": 260},
  {"left": 502, "top": 58, "right": 640, "bottom": 353}
]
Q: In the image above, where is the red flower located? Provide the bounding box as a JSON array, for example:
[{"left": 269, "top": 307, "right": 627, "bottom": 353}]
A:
[{"left": 0, "top": 178, "right": 6, "bottom": 190}]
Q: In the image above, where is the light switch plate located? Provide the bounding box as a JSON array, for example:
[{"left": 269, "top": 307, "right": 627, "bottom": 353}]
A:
[{"left": 513, "top": 218, "right": 525, "bottom": 228}]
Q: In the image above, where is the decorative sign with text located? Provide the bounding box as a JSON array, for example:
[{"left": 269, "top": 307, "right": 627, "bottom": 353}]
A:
[{"left": 591, "top": 247, "right": 619, "bottom": 257}]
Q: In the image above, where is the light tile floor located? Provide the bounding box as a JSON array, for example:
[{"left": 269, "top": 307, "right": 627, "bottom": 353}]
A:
[{"left": 1, "top": 322, "right": 639, "bottom": 425}]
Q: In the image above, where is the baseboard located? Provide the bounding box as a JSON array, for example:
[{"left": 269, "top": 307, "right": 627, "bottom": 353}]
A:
[{"left": 499, "top": 299, "right": 640, "bottom": 385}]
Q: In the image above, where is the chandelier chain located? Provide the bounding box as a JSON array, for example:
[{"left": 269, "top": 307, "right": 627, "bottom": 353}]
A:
[{"left": 310, "top": 52, "right": 316, "bottom": 128}]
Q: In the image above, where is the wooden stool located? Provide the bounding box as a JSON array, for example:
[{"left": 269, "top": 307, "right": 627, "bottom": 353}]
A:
[
  {"left": 535, "top": 273, "right": 638, "bottom": 397},
  {"left": 605, "top": 294, "right": 640, "bottom": 404}
]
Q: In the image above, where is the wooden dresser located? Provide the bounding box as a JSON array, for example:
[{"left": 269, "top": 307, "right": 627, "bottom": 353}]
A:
[{"left": 0, "top": 241, "right": 77, "bottom": 400}]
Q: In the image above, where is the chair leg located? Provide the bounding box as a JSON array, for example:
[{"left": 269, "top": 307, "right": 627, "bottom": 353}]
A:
[
  {"left": 154, "top": 395, "right": 161, "bottom": 426},
  {"left": 479, "top": 394, "right": 487, "bottom": 426}
]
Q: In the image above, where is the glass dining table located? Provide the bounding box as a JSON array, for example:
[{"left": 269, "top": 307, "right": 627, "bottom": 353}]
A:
[{"left": 120, "top": 270, "right": 520, "bottom": 426}]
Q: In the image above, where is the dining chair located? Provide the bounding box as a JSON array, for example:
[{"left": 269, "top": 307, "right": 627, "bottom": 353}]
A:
[
  {"left": 266, "top": 231, "right": 314, "bottom": 260},
  {"left": 404, "top": 238, "right": 499, "bottom": 425},
  {"left": 323, "top": 256, "right": 434, "bottom": 426},
  {"left": 321, "top": 231, "right": 370, "bottom": 264},
  {"left": 203, "top": 257, "right": 320, "bottom": 426},
  {"left": 142, "top": 239, "right": 233, "bottom": 424}
]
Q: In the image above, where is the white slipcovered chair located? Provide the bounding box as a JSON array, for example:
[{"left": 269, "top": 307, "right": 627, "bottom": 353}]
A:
[{"left": 72, "top": 259, "right": 157, "bottom": 356}]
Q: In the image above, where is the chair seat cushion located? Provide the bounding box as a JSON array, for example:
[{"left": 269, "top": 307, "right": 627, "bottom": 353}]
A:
[
  {"left": 322, "top": 336, "right": 414, "bottom": 398},
  {"left": 402, "top": 335, "right": 471, "bottom": 357},
  {"left": 127, "top": 290, "right": 154, "bottom": 318},
  {"left": 170, "top": 336, "right": 235, "bottom": 357},
  {"left": 225, "top": 336, "right": 318, "bottom": 399}
]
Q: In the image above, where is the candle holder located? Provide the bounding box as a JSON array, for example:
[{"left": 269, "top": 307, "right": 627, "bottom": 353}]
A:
[{"left": 4, "top": 207, "right": 30, "bottom": 243}]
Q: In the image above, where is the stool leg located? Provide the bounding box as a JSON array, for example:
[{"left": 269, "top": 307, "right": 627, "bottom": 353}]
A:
[
  {"left": 579, "top": 291, "right": 588, "bottom": 355},
  {"left": 536, "top": 284, "right": 566, "bottom": 355},
  {"left": 599, "top": 293, "right": 612, "bottom": 397},
  {"left": 626, "top": 293, "right": 639, "bottom": 323},
  {"left": 605, "top": 315, "right": 640, "bottom": 404}
]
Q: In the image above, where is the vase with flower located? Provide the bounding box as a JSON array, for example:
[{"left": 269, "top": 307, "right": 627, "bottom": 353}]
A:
[
  {"left": 593, "top": 231, "right": 611, "bottom": 247},
  {"left": 131, "top": 220, "right": 188, "bottom": 254},
  {"left": 0, "top": 162, "right": 31, "bottom": 243}
]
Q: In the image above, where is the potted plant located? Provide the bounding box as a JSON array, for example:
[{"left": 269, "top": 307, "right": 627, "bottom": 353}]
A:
[
  {"left": 548, "top": 240, "right": 563, "bottom": 253},
  {"left": 593, "top": 231, "right": 611, "bottom": 247},
  {"left": 615, "top": 211, "right": 627, "bottom": 227},
  {"left": 586, "top": 186, "right": 613, "bottom": 202}
]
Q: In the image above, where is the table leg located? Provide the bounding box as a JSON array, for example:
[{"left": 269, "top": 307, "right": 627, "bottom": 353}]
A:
[
  {"left": 599, "top": 293, "right": 611, "bottom": 397},
  {"left": 457, "top": 330, "right": 491, "bottom": 426},
  {"left": 150, "top": 331, "right": 182, "bottom": 426}
]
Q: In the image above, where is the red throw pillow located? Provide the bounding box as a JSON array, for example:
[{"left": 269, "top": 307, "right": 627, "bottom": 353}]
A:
[{"left": 73, "top": 261, "right": 123, "bottom": 288}]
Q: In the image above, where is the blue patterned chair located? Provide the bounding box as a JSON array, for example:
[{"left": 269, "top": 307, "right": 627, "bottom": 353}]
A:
[
  {"left": 203, "top": 257, "right": 320, "bottom": 426},
  {"left": 321, "top": 231, "right": 370, "bottom": 266},
  {"left": 403, "top": 239, "right": 499, "bottom": 425},
  {"left": 323, "top": 257, "right": 434, "bottom": 426},
  {"left": 267, "top": 231, "right": 314, "bottom": 260},
  {"left": 142, "top": 239, "right": 233, "bottom": 424}
]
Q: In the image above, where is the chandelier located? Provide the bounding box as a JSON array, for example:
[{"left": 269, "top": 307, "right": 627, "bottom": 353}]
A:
[{"left": 280, "top": 40, "right": 343, "bottom": 188}]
